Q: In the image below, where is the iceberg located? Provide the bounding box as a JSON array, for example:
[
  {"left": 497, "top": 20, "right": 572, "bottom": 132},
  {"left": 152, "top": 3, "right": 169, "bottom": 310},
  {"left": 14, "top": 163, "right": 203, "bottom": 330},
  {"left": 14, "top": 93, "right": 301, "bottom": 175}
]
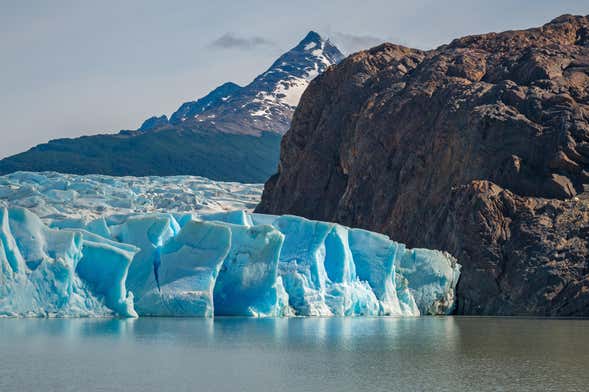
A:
[{"left": 0, "top": 172, "right": 461, "bottom": 318}]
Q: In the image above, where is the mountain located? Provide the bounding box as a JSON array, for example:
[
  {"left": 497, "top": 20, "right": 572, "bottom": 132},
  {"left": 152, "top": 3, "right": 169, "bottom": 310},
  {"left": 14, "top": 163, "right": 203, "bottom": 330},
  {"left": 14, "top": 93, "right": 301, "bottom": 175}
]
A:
[
  {"left": 165, "top": 31, "right": 344, "bottom": 136},
  {"left": 0, "top": 31, "right": 344, "bottom": 182},
  {"left": 257, "top": 15, "right": 589, "bottom": 316}
]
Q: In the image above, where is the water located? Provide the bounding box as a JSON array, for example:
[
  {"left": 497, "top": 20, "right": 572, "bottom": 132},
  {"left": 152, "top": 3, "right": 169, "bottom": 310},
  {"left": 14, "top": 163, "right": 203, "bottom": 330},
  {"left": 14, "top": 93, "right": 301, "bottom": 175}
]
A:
[{"left": 0, "top": 317, "right": 587, "bottom": 392}]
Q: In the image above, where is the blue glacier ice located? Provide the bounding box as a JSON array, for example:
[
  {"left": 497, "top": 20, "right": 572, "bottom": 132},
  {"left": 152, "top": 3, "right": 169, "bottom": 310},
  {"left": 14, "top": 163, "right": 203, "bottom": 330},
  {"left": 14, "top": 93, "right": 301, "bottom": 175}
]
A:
[
  {"left": 201, "top": 210, "right": 254, "bottom": 226},
  {"left": 0, "top": 172, "right": 461, "bottom": 318},
  {"left": 398, "top": 248, "right": 461, "bottom": 314},
  {"left": 136, "top": 220, "right": 231, "bottom": 316},
  {"left": 272, "top": 216, "right": 382, "bottom": 316},
  {"left": 75, "top": 239, "right": 137, "bottom": 317},
  {"left": 213, "top": 223, "right": 288, "bottom": 317},
  {"left": 0, "top": 207, "right": 137, "bottom": 317},
  {"left": 109, "top": 214, "right": 180, "bottom": 305}
]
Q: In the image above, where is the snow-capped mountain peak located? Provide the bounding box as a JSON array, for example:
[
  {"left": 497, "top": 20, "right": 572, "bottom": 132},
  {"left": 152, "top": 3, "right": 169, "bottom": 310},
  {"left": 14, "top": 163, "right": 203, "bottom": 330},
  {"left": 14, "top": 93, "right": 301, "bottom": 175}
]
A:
[
  {"left": 246, "top": 31, "right": 343, "bottom": 119},
  {"left": 169, "top": 82, "right": 242, "bottom": 125},
  {"left": 143, "top": 31, "right": 344, "bottom": 136}
]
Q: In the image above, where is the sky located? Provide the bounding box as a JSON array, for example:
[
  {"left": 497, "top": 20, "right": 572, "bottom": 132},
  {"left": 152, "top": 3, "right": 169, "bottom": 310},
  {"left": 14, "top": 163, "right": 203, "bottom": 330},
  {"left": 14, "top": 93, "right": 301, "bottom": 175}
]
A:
[{"left": 1, "top": 0, "right": 588, "bottom": 158}]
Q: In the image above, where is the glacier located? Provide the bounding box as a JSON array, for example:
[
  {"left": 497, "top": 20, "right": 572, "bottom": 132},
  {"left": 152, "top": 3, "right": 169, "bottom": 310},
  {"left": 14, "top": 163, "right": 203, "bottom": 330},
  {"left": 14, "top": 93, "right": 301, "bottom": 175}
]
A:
[
  {"left": 0, "top": 172, "right": 460, "bottom": 318},
  {"left": 0, "top": 207, "right": 137, "bottom": 317}
]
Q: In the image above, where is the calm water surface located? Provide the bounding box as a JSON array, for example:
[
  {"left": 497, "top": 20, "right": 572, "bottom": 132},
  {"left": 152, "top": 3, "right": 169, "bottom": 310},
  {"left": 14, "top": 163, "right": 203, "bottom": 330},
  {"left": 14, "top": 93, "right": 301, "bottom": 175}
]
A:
[{"left": 0, "top": 317, "right": 587, "bottom": 392}]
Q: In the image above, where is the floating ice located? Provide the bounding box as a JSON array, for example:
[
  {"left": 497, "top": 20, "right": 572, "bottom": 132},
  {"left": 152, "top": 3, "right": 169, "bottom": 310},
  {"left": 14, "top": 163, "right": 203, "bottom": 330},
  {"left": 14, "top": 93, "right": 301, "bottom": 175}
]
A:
[{"left": 0, "top": 172, "right": 460, "bottom": 318}]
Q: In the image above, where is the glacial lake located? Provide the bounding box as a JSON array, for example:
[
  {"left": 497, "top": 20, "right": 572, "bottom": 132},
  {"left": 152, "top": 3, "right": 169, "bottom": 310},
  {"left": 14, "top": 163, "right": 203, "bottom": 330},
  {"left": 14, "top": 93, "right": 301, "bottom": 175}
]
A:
[{"left": 0, "top": 317, "right": 587, "bottom": 392}]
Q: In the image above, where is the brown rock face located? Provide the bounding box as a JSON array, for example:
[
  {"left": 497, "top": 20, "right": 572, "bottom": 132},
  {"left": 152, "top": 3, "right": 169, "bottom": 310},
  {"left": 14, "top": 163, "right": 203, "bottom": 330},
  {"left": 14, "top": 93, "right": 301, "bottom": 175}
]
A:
[{"left": 257, "top": 15, "right": 589, "bottom": 316}]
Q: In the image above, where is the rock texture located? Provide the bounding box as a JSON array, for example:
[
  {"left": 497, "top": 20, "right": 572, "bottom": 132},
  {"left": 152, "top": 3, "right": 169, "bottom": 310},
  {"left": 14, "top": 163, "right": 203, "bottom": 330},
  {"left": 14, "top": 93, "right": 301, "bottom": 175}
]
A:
[{"left": 257, "top": 15, "right": 589, "bottom": 316}]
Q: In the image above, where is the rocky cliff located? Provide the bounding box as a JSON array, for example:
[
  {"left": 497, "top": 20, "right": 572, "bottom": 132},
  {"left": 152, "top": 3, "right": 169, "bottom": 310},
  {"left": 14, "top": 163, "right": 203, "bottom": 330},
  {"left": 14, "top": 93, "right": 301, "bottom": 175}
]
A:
[{"left": 257, "top": 15, "right": 589, "bottom": 315}]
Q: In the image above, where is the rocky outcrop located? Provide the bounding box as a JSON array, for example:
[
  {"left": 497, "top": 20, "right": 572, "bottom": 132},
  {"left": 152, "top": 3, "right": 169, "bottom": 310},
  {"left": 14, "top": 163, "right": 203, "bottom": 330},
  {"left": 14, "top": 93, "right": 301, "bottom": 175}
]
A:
[
  {"left": 428, "top": 181, "right": 589, "bottom": 315},
  {"left": 138, "top": 115, "right": 169, "bottom": 131},
  {"left": 257, "top": 15, "right": 589, "bottom": 315}
]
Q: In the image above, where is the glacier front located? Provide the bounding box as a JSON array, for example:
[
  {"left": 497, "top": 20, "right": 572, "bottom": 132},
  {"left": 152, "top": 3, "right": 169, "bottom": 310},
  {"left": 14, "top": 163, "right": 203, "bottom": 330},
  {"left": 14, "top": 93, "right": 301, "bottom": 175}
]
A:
[{"left": 0, "top": 172, "right": 460, "bottom": 318}]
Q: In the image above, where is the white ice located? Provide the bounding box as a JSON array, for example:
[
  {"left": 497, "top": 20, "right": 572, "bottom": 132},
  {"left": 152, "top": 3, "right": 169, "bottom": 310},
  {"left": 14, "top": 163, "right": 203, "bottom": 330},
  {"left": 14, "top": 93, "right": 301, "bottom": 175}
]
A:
[{"left": 0, "top": 172, "right": 460, "bottom": 318}]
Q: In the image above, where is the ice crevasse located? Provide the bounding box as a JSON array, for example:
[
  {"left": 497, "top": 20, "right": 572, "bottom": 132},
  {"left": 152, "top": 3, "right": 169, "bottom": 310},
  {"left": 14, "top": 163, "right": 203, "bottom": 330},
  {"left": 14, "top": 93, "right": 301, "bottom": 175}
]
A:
[{"left": 0, "top": 206, "right": 460, "bottom": 318}]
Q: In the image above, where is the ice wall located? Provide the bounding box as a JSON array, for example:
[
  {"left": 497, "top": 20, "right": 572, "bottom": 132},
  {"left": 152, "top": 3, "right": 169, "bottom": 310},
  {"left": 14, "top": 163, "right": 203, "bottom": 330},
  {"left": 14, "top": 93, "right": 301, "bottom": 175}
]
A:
[
  {"left": 0, "top": 207, "right": 137, "bottom": 317},
  {"left": 0, "top": 173, "right": 460, "bottom": 318}
]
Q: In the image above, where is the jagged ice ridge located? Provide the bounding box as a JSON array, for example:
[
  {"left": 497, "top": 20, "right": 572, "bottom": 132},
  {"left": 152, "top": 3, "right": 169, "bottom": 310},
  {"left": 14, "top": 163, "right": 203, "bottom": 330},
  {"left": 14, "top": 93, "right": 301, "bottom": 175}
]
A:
[{"left": 0, "top": 173, "right": 460, "bottom": 317}]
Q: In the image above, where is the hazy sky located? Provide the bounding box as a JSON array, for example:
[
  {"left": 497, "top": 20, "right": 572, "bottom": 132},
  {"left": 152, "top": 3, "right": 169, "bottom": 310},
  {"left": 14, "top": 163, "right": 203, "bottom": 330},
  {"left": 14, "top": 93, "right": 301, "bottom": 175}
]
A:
[{"left": 1, "top": 0, "right": 588, "bottom": 158}]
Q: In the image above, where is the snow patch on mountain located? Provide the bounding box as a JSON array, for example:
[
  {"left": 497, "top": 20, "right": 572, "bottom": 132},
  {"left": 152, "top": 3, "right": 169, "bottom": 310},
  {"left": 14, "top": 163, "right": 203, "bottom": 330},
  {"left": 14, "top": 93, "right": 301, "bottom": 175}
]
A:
[{"left": 137, "top": 31, "right": 344, "bottom": 136}]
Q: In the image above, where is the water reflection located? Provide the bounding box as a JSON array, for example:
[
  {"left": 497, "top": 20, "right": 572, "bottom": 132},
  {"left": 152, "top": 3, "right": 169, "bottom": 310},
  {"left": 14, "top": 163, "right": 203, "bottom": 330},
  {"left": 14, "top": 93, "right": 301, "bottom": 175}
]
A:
[
  {"left": 0, "top": 317, "right": 137, "bottom": 339},
  {"left": 0, "top": 317, "right": 588, "bottom": 392}
]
